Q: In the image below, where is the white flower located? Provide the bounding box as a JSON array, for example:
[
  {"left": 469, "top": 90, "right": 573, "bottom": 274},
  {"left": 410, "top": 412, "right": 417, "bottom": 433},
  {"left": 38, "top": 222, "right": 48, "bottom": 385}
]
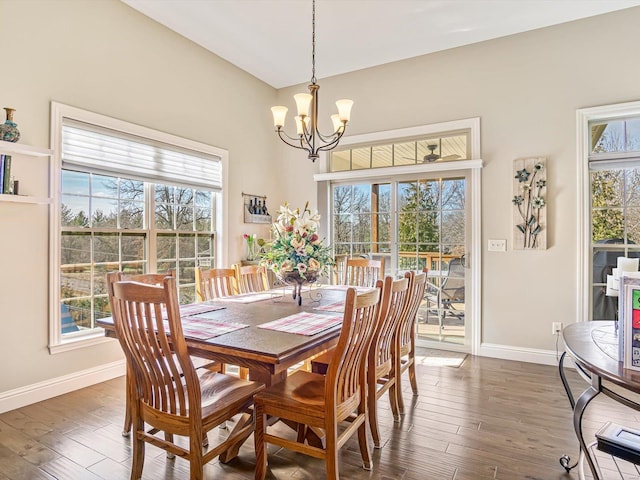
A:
[
  {"left": 277, "top": 204, "right": 294, "bottom": 223},
  {"left": 297, "top": 262, "right": 307, "bottom": 273},
  {"left": 296, "top": 218, "right": 317, "bottom": 235}
]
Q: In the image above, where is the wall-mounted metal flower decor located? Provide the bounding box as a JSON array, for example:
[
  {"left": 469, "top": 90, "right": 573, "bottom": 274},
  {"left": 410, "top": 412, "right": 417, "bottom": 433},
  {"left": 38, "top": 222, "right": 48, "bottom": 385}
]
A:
[{"left": 513, "top": 157, "right": 547, "bottom": 250}]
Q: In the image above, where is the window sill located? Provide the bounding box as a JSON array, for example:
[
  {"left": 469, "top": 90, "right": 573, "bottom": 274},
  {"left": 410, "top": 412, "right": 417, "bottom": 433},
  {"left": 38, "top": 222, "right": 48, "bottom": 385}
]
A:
[{"left": 48, "top": 329, "right": 114, "bottom": 355}]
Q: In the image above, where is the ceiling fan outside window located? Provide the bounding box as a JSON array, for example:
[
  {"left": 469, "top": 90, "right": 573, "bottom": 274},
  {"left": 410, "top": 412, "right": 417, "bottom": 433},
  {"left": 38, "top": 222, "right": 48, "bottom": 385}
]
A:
[{"left": 329, "top": 132, "right": 468, "bottom": 172}]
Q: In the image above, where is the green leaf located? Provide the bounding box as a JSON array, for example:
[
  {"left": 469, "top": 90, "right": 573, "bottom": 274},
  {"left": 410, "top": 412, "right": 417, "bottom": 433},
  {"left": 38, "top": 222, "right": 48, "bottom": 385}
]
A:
[
  {"left": 532, "top": 225, "right": 541, "bottom": 235},
  {"left": 528, "top": 215, "right": 536, "bottom": 226},
  {"left": 516, "top": 224, "right": 526, "bottom": 234}
]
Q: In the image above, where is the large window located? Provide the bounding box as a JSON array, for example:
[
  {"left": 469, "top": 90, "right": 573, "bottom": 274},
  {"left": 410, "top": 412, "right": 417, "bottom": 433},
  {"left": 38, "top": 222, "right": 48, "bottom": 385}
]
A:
[
  {"left": 331, "top": 178, "right": 465, "bottom": 276},
  {"left": 50, "top": 103, "right": 227, "bottom": 351},
  {"left": 60, "top": 173, "right": 216, "bottom": 332},
  {"left": 588, "top": 116, "right": 640, "bottom": 320},
  {"left": 333, "top": 183, "right": 391, "bottom": 257},
  {"left": 397, "top": 177, "right": 465, "bottom": 271}
]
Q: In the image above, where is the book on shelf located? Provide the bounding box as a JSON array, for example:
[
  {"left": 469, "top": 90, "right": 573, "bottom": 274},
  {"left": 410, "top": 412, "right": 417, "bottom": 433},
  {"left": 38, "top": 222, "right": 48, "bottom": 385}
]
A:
[
  {"left": 0, "top": 154, "right": 4, "bottom": 192},
  {"left": 618, "top": 272, "right": 640, "bottom": 363},
  {"left": 622, "top": 279, "right": 640, "bottom": 370},
  {"left": 1, "top": 154, "right": 10, "bottom": 194}
]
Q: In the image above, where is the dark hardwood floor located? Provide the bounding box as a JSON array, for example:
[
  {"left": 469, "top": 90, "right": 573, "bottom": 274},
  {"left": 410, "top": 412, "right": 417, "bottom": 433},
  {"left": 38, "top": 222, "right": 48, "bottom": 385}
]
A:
[{"left": 0, "top": 350, "right": 633, "bottom": 479}]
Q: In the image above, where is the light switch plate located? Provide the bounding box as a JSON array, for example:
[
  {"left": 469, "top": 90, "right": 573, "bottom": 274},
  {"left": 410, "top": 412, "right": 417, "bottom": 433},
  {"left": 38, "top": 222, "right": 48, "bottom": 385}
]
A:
[{"left": 488, "top": 239, "right": 506, "bottom": 252}]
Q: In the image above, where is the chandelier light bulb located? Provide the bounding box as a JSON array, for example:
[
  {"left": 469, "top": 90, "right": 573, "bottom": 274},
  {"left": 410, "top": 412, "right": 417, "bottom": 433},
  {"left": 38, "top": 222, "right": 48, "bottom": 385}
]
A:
[
  {"left": 331, "top": 114, "right": 343, "bottom": 133},
  {"left": 294, "top": 93, "right": 313, "bottom": 117},
  {"left": 336, "top": 99, "right": 353, "bottom": 122},
  {"left": 295, "top": 116, "right": 305, "bottom": 135},
  {"left": 271, "top": 106, "right": 288, "bottom": 128}
]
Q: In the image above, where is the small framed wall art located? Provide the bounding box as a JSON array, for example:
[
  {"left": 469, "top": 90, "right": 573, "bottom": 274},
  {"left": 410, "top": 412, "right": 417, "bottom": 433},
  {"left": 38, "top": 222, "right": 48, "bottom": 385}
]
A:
[{"left": 512, "top": 156, "right": 547, "bottom": 250}]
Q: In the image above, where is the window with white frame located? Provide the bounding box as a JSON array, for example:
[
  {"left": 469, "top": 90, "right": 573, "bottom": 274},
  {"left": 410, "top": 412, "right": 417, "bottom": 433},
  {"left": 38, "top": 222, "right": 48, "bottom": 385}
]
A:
[
  {"left": 329, "top": 132, "right": 469, "bottom": 172},
  {"left": 586, "top": 114, "right": 640, "bottom": 321},
  {"left": 51, "top": 104, "right": 226, "bottom": 349}
]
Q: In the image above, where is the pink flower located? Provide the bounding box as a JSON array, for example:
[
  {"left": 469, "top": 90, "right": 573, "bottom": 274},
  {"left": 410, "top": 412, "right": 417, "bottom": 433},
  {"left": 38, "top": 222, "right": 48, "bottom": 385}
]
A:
[
  {"left": 291, "top": 236, "right": 306, "bottom": 251},
  {"left": 297, "top": 263, "right": 307, "bottom": 273}
]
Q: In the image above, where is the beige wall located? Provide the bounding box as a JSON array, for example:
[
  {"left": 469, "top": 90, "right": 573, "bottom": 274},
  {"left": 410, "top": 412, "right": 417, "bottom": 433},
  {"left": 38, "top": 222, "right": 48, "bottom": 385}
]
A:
[
  {"left": 1, "top": 0, "right": 639, "bottom": 401},
  {"left": 277, "top": 7, "right": 640, "bottom": 352},
  {"left": 0, "top": 0, "right": 277, "bottom": 393}
]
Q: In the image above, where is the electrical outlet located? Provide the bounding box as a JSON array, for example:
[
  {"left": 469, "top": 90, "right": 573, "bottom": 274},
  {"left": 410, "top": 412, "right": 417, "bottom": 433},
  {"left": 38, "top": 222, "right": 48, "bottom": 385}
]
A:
[
  {"left": 488, "top": 239, "right": 506, "bottom": 252},
  {"left": 552, "top": 322, "right": 563, "bottom": 335}
]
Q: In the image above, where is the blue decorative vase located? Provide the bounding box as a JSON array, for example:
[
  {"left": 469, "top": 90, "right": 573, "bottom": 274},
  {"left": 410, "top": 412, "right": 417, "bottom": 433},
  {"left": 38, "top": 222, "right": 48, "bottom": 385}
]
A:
[{"left": 0, "top": 108, "right": 20, "bottom": 143}]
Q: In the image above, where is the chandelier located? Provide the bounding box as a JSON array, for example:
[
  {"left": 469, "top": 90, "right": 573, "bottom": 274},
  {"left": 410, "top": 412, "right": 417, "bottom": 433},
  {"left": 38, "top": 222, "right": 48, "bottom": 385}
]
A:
[{"left": 270, "top": 0, "right": 353, "bottom": 162}]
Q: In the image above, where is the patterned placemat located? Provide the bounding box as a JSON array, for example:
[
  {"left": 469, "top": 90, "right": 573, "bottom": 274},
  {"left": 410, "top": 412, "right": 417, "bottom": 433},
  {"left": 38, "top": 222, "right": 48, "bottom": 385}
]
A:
[
  {"left": 158, "top": 303, "right": 226, "bottom": 320},
  {"left": 216, "top": 292, "right": 282, "bottom": 303},
  {"left": 179, "top": 304, "right": 226, "bottom": 316},
  {"left": 258, "top": 312, "right": 342, "bottom": 336},
  {"left": 169, "top": 316, "right": 248, "bottom": 340},
  {"left": 314, "top": 301, "right": 345, "bottom": 313},
  {"left": 324, "top": 285, "right": 375, "bottom": 293}
]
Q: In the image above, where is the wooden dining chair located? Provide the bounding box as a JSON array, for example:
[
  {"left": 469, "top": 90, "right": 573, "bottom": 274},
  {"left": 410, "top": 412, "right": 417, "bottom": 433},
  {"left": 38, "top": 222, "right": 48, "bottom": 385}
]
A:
[
  {"left": 108, "top": 274, "right": 264, "bottom": 480},
  {"left": 194, "top": 266, "right": 248, "bottom": 380},
  {"left": 311, "top": 275, "right": 410, "bottom": 448},
  {"left": 232, "top": 263, "right": 270, "bottom": 293},
  {"left": 108, "top": 271, "right": 222, "bottom": 437},
  {"left": 343, "top": 257, "right": 384, "bottom": 287},
  {"left": 254, "top": 287, "right": 381, "bottom": 480},
  {"left": 395, "top": 270, "right": 427, "bottom": 414},
  {"left": 195, "top": 267, "right": 238, "bottom": 302}
]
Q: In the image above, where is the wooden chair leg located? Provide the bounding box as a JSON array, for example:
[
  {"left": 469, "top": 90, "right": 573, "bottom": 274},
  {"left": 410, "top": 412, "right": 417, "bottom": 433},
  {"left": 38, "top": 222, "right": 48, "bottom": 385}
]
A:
[
  {"left": 367, "top": 379, "right": 381, "bottom": 449},
  {"left": 325, "top": 434, "right": 339, "bottom": 480},
  {"left": 131, "top": 419, "right": 145, "bottom": 480},
  {"left": 254, "top": 404, "right": 267, "bottom": 480},
  {"left": 123, "top": 365, "right": 133, "bottom": 437},
  {"left": 165, "top": 432, "right": 175, "bottom": 459},
  {"left": 357, "top": 419, "right": 372, "bottom": 470},
  {"left": 296, "top": 423, "right": 307, "bottom": 443},
  {"left": 189, "top": 433, "right": 204, "bottom": 480},
  {"left": 408, "top": 357, "right": 418, "bottom": 395},
  {"left": 388, "top": 378, "right": 400, "bottom": 422},
  {"left": 396, "top": 360, "right": 406, "bottom": 414}
]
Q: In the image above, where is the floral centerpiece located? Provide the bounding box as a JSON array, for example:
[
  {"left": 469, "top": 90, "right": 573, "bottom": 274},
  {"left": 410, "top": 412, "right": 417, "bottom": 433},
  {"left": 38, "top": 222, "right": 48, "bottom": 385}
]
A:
[{"left": 260, "top": 202, "right": 333, "bottom": 303}]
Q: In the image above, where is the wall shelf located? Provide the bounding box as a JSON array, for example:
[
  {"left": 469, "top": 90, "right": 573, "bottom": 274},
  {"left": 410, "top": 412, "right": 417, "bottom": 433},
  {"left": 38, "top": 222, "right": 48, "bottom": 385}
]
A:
[
  {"left": 0, "top": 193, "right": 51, "bottom": 205},
  {"left": 0, "top": 140, "right": 52, "bottom": 204},
  {"left": 0, "top": 140, "right": 53, "bottom": 157}
]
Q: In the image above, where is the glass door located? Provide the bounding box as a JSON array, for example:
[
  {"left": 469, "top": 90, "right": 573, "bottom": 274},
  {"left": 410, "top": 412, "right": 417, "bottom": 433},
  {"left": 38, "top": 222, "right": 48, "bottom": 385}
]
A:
[
  {"left": 330, "top": 172, "right": 471, "bottom": 349},
  {"left": 397, "top": 175, "right": 468, "bottom": 348}
]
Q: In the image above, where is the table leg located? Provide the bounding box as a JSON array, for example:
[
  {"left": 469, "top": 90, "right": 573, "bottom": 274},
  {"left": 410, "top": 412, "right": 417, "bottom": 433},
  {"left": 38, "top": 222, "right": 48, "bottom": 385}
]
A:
[
  {"left": 572, "top": 375, "right": 602, "bottom": 479},
  {"left": 219, "top": 367, "right": 287, "bottom": 463}
]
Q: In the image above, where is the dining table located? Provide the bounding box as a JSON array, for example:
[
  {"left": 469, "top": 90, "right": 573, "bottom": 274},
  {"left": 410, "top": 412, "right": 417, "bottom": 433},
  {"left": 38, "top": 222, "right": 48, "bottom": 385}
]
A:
[{"left": 97, "top": 284, "right": 366, "bottom": 462}]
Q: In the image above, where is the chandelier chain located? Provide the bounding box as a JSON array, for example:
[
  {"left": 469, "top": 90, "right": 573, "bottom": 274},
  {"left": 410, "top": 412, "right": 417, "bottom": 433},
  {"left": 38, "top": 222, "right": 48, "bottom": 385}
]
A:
[
  {"left": 311, "top": 0, "right": 316, "bottom": 84},
  {"left": 270, "top": 0, "right": 352, "bottom": 161}
]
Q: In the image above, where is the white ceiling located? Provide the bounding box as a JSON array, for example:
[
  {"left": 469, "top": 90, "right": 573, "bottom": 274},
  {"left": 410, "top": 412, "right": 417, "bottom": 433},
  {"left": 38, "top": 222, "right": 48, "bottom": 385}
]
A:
[{"left": 122, "top": 0, "right": 640, "bottom": 89}]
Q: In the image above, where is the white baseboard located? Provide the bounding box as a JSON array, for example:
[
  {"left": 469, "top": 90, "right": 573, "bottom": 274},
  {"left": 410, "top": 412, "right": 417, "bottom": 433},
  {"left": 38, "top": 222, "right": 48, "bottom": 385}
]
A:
[
  {"left": 479, "top": 342, "right": 560, "bottom": 366},
  {"left": 0, "top": 360, "right": 126, "bottom": 414}
]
